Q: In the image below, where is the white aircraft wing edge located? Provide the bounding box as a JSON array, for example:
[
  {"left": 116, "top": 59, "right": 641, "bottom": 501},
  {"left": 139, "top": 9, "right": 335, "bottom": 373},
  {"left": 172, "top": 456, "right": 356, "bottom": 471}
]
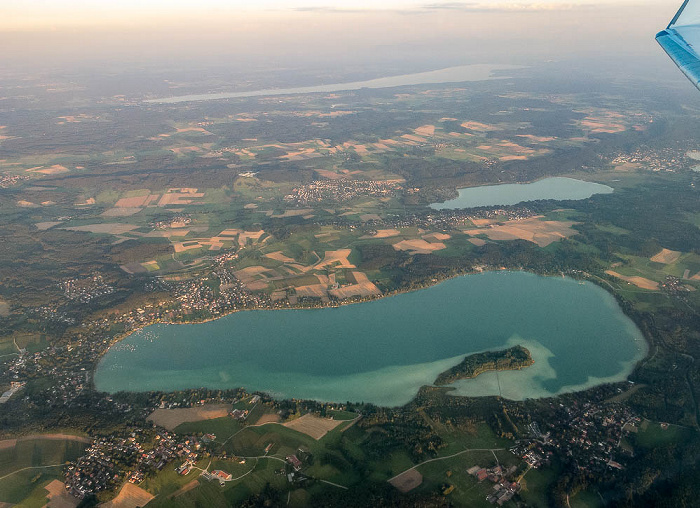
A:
[{"left": 657, "top": 0, "right": 700, "bottom": 90}]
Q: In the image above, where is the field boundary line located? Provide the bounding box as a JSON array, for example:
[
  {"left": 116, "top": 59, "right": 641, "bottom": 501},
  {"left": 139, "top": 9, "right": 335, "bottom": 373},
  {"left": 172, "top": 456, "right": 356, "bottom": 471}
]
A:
[
  {"left": 388, "top": 448, "right": 505, "bottom": 482},
  {"left": 0, "top": 463, "right": 65, "bottom": 482},
  {"left": 318, "top": 479, "right": 348, "bottom": 490}
]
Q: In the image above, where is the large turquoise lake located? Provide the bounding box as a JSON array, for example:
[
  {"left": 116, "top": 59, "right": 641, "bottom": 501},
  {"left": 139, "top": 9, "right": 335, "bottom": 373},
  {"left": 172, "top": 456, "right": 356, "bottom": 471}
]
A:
[
  {"left": 94, "top": 272, "right": 646, "bottom": 406},
  {"left": 430, "top": 177, "right": 613, "bottom": 210}
]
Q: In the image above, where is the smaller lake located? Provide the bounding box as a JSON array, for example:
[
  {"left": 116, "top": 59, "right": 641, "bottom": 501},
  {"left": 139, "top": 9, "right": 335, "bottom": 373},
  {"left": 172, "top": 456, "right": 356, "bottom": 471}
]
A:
[
  {"left": 145, "top": 64, "right": 521, "bottom": 104},
  {"left": 430, "top": 177, "right": 613, "bottom": 210}
]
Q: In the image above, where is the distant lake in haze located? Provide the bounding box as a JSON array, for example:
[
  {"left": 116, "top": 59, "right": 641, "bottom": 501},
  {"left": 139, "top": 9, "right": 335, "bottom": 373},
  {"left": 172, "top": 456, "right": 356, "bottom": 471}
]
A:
[
  {"left": 430, "top": 177, "right": 614, "bottom": 210},
  {"left": 145, "top": 64, "right": 522, "bottom": 104},
  {"left": 95, "top": 271, "right": 646, "bottom": 406}
]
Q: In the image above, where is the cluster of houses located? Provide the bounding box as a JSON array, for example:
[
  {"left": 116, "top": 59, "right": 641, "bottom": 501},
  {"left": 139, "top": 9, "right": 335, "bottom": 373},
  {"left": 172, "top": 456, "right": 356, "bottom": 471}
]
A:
[
  {"left": 609, "top": 146, "right": 688, "bottom": 173},
  {"left": 151, "top": 214, "right": 192, "bottom": 230},
  {"left": 467, "top": 465, "right": 521, "bottom": 506},
  {"left": 284, "top": 179, "right": 401, "bottom": 206},
  {"left": 1, "top": 266, "right": 271, "bottom": 422},
  {"left": 60, "top": 274, "right": 115, "bottom": 304},
  {"left": 65, "top": 431, "right": 201, "bottom": 499},
  {"left": 0, "top": 173, "right": 28, "bottom": 188},
  {"left": 509, "top": 422, "right": 552, "bottom": 469},
  {"left": 375, "top": 206, "right": 537, "bottom": 232},
  {"left": 170, "top": 269, "right": 268, "bottom": 316},
  {"left": 65, "top": 437, "right": 141, "bottom": 498},
  {"left": 128, "top": 470, "right": 145, "bottom": 484},
  {"left": 510, "top": 401, "right": 640, "bottom": 477}
]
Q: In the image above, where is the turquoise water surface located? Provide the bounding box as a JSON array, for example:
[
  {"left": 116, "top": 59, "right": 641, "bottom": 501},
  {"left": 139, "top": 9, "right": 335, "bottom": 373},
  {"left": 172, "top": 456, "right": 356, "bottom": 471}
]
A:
[
  {"left": 94, "top": 271, "right": 645, "bottom": 406},
  {"left": 430, "top": 177, "right": 613, "bottom": 210}
]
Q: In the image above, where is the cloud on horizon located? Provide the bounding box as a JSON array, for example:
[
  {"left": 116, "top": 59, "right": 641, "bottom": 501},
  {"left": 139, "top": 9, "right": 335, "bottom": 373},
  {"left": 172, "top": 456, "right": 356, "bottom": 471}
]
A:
[
  {"left": 290, "top": 1, "right": 601, "bottom": 15},
  {"left": 421, "top": 1, "right": 588, "bottom": 11}
]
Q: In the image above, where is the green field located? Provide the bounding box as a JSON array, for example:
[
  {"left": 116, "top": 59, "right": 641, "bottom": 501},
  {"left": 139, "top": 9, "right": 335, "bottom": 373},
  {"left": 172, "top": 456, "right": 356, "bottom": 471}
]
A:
[
  {"left": 146, "top": 458, "right": 287, "bottom": 508},
  {"left": 0, "top": 437, "right": 89, "bottom": 506},
  {"left": 174, "top": 417, "right": 243, "bottom": 443},
  {"left": 517, "top": 466, "right": 559, "bottom": 508},
  {"left": 633, "top": 420, "right": 694, "bottom": 448},
  {"left": 412, "top": 451, "right": 501, "bottom": 508},
  {"left": 570, "top": 489, "right": 605, "bottom": 508}
]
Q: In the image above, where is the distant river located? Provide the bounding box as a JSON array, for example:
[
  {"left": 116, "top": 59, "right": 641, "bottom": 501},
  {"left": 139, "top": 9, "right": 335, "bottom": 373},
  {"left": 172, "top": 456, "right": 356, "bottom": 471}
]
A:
[
  {"left": 430, "top": 177, "right": 613, "bottom": 210},
  {"left": 95, "top": 272, "right": 646, "bottom": 406},
  {"left": 144, "top": 64, "right": 521, "bottom": 104}
]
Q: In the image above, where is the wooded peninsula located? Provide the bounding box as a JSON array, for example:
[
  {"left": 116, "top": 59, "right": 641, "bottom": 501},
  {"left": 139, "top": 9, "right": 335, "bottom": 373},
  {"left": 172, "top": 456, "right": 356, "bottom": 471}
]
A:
[{"left": 434, "top": 345, "right": 535, "bottom": 385}]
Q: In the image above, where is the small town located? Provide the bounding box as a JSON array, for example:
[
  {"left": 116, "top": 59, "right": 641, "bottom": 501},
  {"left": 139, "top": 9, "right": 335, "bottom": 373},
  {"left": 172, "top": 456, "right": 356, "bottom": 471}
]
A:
[
  {"left": 284, "top": 179, "right": 403, "bottom": 205},
  {"left": 61, "top": 274, "right": 116, "bottom": 304},
  {"left": 0, "top": 174, "right": 28, "bottom": 188},
  {"left": 609, "top": 147, "right": 693, "bottom": 173},
  {"left": 508, "top": 399, "right": 641, "bottom": 478},
  {"left": 64, "top": 429, "right": 202, "bottom": 499}
]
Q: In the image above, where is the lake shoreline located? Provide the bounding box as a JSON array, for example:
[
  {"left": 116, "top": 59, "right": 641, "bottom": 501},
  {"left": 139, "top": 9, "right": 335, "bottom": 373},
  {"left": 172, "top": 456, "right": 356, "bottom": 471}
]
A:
[
  {"left": 93, "top": 269, "right": 648, "bottom": 405},
  {"left": 92, "top": 176, "right": 621, "bottom": 382},
  {"left": 429, "top": 177, "right": 614, "bottom": 210}
]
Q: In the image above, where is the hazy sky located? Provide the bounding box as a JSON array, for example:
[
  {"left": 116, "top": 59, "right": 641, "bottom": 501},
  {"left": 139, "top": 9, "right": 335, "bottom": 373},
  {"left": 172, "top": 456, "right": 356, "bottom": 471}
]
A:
[
  {"left": 1, "top": 0, "right": 681, "bottom": 30},
  {"left": 0, "top": 0, "right": 685, "bottom": 71}
]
